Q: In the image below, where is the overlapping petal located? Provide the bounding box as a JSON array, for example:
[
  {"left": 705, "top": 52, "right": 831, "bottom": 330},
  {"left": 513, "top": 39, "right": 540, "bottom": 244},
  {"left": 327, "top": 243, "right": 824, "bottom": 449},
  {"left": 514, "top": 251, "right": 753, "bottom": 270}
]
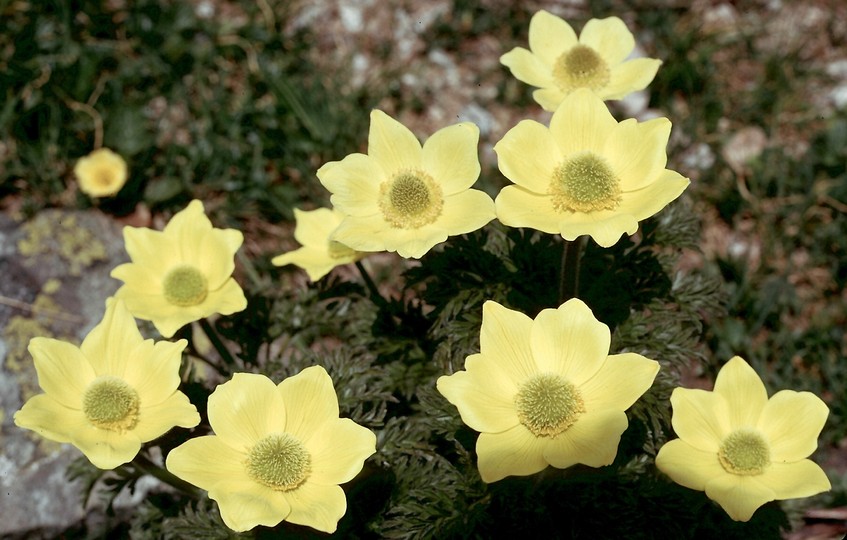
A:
[
  {"left": 477, "top": 426, "right": 547, "bottom": 483},
  {"left": 15, "top": 299, "right": 199, "bottom": 470},
  {"left": 657, "top": 356, "right": 832, "bottom": 522},
  {"left": 438, "top": 300, "right": 657, "bottom": 483},
  {"left": 500, "top": 11, "right": 661, "bottom": 108},
  {"left": 549, "top": 89, "right": 618, "bottom": 156},
  {"left": 166, "top": 367, "right": 376, "bottom": 533},
  {"left": 111, "top": 199, "right": 247, "bottom": 338},
  {"left": 493, "top": 119, "right": 560, "bottom": 193},
  {"left": 318, "top": 109, "right": 493, "bottom": 259}
]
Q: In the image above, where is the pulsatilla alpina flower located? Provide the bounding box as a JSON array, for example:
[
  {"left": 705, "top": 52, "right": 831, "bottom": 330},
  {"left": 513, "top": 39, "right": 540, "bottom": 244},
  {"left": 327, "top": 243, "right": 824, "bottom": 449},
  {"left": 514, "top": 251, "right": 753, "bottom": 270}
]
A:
[
  {"left": 500, "top": 11, "right": 662, "bottom": 110},
  {"left": 74, "top": 147, "right": 128, "bottom": 197},
  {"left": 111, "top": 199, "right": 247, "bottom": 338},
  {"left": 494, "top": 88, "right": 689, "bottom": 247},
  {"left": 166, "top": 367, "right": 376, "bottom": 533},
  {"left": 271, "top": 207, "right": 364, "bottom": 281},
  {"left": 655, "top": 356, "right": 831, "bottom": 521},
  {"left": 317, "top": 110, "right": 495, "bottom": 259},
  {"left": 14, "top": 299, "right": 200, "bottom": 469},
  {"left": 437, "top": 299, "right": 658, "bottom": 483}
]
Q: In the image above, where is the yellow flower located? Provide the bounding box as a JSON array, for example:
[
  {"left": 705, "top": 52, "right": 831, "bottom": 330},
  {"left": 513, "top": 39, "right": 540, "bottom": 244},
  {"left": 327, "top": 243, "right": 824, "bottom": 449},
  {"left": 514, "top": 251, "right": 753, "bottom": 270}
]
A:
[
  {"left": 271, "top": 207, "right": 364, "bottom": 281},
  {"left": 74, "top": 147, "right": 128, "bottom": 197},
  {"left": 317, "top": 110, "right": 495, "bottom": 259},
  {"left": 111, "top": 199, "right": 247, "bottom": 338},
  {"left": 655, "top": 356, "right": 831, "bottom": 522},
  {"left": 165, "top": 366, "right": 377, "bottom": 533},
  {"left": 436, "top": 299, "right": 658, "bottom": 483},
  {"left": 13, "top": 299, "right": 200, "bottom": 469},
  {"left": 500, "top": 11, "right": 662, "bottom": 111},
  {"left": 494, "top": 88, "right": 689, "bottom": 247}
]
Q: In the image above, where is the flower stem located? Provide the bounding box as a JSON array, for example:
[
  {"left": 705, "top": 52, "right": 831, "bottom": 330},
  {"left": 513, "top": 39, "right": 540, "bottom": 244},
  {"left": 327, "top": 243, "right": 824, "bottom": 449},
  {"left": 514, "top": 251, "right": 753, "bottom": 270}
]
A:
[
  {"left": 198, "top": 318, "right": 237, "bottom": 367},
  {"left": 132, "top": 453, "right": 201, "bottom": 498},
  {"left": 355, "top": 261, "right": 390, "bottom": 310},
  {"left": 559, "top": 236, "right": 585, "bottom": 303}
]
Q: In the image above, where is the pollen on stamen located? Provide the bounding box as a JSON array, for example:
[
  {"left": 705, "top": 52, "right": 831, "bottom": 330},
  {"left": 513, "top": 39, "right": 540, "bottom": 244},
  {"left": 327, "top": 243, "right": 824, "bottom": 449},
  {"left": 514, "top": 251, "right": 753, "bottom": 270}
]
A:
[
  {"left": 718, "top": 429, "right": 771, "bottom": 476},
  {"left": 552, "top": 45, "right": 611, "bottom": 92},
  {"left": 162, "top": 265, "right": 208, "bottom": 307},
  {"left": 378, "top": 169, "right": 444, "bottom": 229},
  {"left": 515, "top": 373, "right": 585, "bottom": 438},
  {"left": 245, "top": 433, "right": 312, "bottom": 491},
  {"left": 550, "top": 152, "right": 622, "bottom": 213},
  {"left": 82, "top": 376, "right": 140, "bottom": 432}
]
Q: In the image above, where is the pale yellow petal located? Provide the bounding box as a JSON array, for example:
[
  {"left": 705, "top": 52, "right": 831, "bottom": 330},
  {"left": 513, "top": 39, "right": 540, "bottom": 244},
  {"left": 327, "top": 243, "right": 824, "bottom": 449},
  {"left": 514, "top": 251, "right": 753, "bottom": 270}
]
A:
[
  {"left": 655, "top": 438, "right": 724, "bottom": 491},
  {"left": 165, "top": 435, "right": 250, "bottom": 491},
  {"left": 134, "top": 391, "right": 200, "bottom": 443},
  {"left": 381, "top": 224, "right": 448, "bottom": 259},
  {"left": 500, "top": 47, "right": 554, "bottom": 89},
  {"left": 291, "top": 208, "right": 343, "bottom": 247},
  {"left": 476, "top": 424, "right": 547, "bottom": 483},
  {"left": 205, "top": 278, "right": 248, "bottom": 316},
  {"left": 122, "top": 338, "right": 185, "bottom": 405},
  {"left": 532, "top": 87, "right": 567, "bottom": 112},
  {"left": 529, "top": 299, "right": 610, "bottom": 384},
  {"left": 285, "top": 482, "right": 346, "bottom": 533},
  {"left": 704, "top": 474, "right": 774, "bottom": 522},
  {"left": 543, "top": 408, "right": 628, "bottom": 468},
  {"left": 435, "top": 189, "right": 495, "bottom": 236},
  {"left": 713, "top": 356, "right": 768, "bottom": 430},
  {"left": 494, "top": 185, "right": 563, "bottom": 235},
  {"left": 436, "top": 368, "right": 520, "bottom": 434},
  {"left": 493, "top": 119, "right": 560, "bottom": 193},
  {"left": 422, "top": 122, "right": 480, "bottom": 195},
  {"left": 616, "top": 169, "right": 689, "bottom": 221},
  {"left": 279, "top": 366, "right": 339, "bottom": 444},
  {"left": 368, "top": 109, "right": 422, "bottom": 174},
  {"left": 72, "top": 424, "right": 142, "bottom": 469},
  {"left": 307, "top": 418, "right": 376, "bottom": 485},
  {"left": 272, "top": 247, "right": 340, "bottom": 281},
  {"left": 549, "top": 89, "right": 618, "bottom": 156},
  {"left": 580, "top": 352, "right": 659, "bottom": 411},
  {"left": 757, "top": 460, "right": 831, "bottom": 500},
  {"left": 122, "top": 226, "right": 180, "bottom": 269},
  {"left": 110, "top": 262, "right": 160, "bottom": 296},
  {"left": 579, "top": 17, "right": 635, "bottom": 66},
  {"left": 207, "top": 373, "right": 286, "bottom": 451},
  {"left": 606, "top": 117, "right": 671, "bottom": 192},
  {"left": 14, "top": 394, "right": 87, "bottom": 444},
  {"left": 210, "top": 479, "right": 290, "bottom": 532},
  {"left": 79, "top": 299, "right": 143, "bottom": 377},
  {"left": 670, "top": 388, "right": 730, "bottom": 452},
  {"left": 556, "top": 210, "right": 639, "bottom": 247},
  {"left": 479, "top": 301, "right": 538, "bottom": 384},
  {"left": 193, "top": 228, "right": 243, "bottom": 290},
  {"left": 330, "top": 213, "right": 389, "bottom": 253},
  {"left": 317, "top": 153, "right": 384, "bottom": 217},
  {"left": 28, "top": 337, "right": 94, "bottom": 408},
  {"left": 758, "top": 390, "right": 829, "bottom": 462},
  {"left": 604, "top": 58, "right": 662, "bottom": 100},
  {"left": 528, "top": 10, "right": 577, "bottom": 65}
]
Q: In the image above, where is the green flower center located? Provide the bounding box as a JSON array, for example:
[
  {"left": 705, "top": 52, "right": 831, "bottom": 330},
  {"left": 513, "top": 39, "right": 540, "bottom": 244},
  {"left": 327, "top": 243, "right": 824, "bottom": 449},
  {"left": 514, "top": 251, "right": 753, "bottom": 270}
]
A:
[
  {"left": 162, "top": 265, "right": 208, "bottom": 307},
  {"left": 550, "top": 152, "right": 621, "bottom": 213},
  {"left": 552, "top": 44, "right": 611, "bottom": 92},
  {"left": 82, "top": 376, "right": 140, "bottom": 432},
  {"left": 246, "top": 433, "right": 311, "bottom": 491},
  {"left": 327, "top": 240, "right": 357, "bottom": 260},
  {"left": 515, "top": 373, "right": 585, "bottom": 437},
  {"left": 718, "top": 429, "right": 771, "bottom": 476},
  {"left": 378, "top": 170, "right": 444, "bottom": 229}
]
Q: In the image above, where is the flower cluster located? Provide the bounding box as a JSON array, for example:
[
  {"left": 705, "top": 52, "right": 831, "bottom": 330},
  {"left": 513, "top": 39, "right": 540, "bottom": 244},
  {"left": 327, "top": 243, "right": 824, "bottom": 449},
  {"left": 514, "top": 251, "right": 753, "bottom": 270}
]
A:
[{"left": 14, "top": 8, "right": 832, "bottom": 536}]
